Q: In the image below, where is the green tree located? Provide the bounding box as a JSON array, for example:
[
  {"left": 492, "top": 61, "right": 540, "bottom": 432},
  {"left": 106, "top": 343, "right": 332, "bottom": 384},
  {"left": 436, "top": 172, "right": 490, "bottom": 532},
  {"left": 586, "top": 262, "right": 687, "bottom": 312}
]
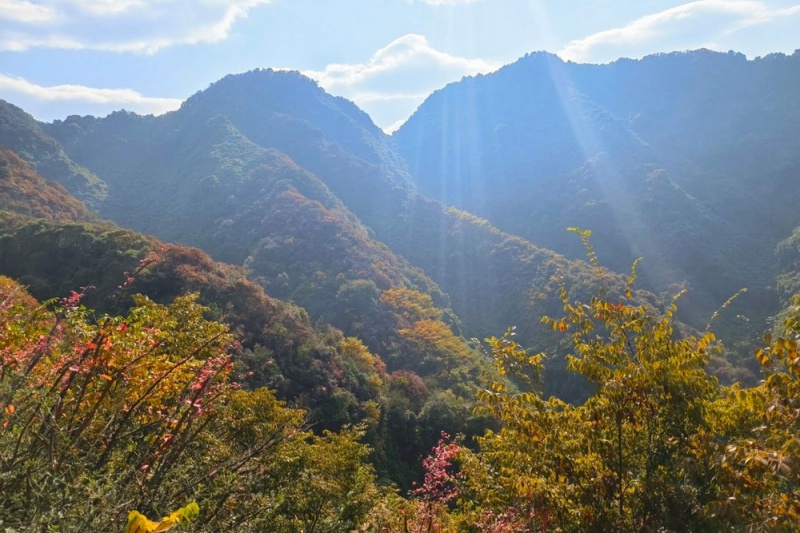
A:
[{"left": 454, "top": 232, "right": 799, "bottom": 531}]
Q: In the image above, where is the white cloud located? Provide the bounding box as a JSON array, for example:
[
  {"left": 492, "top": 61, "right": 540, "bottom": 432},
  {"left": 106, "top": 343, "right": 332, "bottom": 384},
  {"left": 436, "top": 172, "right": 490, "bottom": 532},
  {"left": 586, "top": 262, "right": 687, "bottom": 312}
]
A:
[
  {"left": 0, "top": 0, "right": 57, "bottom": 23},
  {"left": 303, "top": 33, "right": 499, "bottom": 131},
  {"left": 0, "top": 74, "right": 182, "bottom": 115},
  {"left": 0, "top": 33, "right": 83, "bottom": 52},
  {"left": 0, "top": 0, "right": 272, "bottom": 53},
  {"left": 307, "top": 34, "right": 497, "bottom": 90},
  {"left": 559, "top": 0, "right": 800, "bottom": 63}
]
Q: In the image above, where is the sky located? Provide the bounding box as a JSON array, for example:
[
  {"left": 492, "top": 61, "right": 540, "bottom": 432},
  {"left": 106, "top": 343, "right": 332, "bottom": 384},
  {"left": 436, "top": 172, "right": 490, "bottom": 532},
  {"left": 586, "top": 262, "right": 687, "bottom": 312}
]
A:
[{"left": 1, "top": 0, "right": 799, "bottom": 132}]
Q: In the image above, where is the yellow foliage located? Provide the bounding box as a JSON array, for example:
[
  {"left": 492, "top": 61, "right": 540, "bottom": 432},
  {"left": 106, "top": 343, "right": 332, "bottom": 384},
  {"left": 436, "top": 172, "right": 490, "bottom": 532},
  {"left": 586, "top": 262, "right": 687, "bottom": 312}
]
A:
[
  {"left": 399, "top": 320, "right": 472, "bottom": 361},
  {"left": 379, "top": 288, "right": 442, "bottom": 323},
  {"left": 340, "top": 337, "right": 378, "bottom": 373},
  {"left": 125, "top": 502, "right": 199, "bottom": 533}
]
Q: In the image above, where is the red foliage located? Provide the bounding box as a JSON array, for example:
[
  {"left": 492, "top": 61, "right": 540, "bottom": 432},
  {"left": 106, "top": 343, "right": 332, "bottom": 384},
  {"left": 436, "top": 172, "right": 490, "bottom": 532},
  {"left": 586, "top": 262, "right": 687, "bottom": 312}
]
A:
[
  {"left": 414, "top": 432, "right": 460, "bottom": 504},
  {"left": 406, "top": 432, "right": 461, "bottom": 532}
]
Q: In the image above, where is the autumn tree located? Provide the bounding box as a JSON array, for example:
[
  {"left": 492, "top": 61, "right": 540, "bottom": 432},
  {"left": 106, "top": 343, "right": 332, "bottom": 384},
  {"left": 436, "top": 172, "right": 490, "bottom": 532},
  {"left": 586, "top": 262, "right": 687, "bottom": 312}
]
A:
[
  {"left": 0, "top": 276, "right": 386, "bottom": 531},
  {"left": 453, "top": 230, "right": 799, "bottom": 531}
]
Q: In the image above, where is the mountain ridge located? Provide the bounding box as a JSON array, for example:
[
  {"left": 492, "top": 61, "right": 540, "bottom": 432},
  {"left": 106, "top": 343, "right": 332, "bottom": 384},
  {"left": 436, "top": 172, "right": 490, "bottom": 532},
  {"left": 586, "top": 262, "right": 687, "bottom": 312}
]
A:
[
  {"left": 394, "top": 48, "right": 800, "bottom": 344},
  {"left": 3, "top": 49, "right": 786, "bottom": 394}
]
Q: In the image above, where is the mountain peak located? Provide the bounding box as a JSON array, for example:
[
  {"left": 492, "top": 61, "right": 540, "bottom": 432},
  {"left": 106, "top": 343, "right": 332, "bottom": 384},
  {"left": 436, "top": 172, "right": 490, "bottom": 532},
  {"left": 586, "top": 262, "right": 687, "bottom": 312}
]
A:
[
  {"left": 182, "top": 68, "right": 376, "bottom": 132},
  {"left": 177, "top": 67, "right": 398, "bottom": 167}
]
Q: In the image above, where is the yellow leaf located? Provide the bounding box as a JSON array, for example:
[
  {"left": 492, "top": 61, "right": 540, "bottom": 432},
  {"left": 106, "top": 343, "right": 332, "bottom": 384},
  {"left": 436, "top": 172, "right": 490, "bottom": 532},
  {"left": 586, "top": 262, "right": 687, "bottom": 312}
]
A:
[
  {"left": 152, "top": 520, "right": 176, "bottom": 533},
  {"left": 125, "top": 503, "right": 198, "bottom": 533},
  {"left": 126, "top": 511, "right": 157, "bottom": 533}
]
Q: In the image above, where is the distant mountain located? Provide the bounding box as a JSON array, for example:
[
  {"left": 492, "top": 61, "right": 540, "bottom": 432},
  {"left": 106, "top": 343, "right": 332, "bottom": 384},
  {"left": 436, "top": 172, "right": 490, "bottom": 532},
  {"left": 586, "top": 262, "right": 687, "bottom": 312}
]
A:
[
  {"left": 395, "top": 49, "right": 800, "bottom": 336},
  {"left": 0, "top": 101, "right": 106, "bottom": 206},
  {"left": 43, "top": 101, "right": 454, "bottom": 325},
  {"left": 37, "top": 70, "right": 626, "bottom": 360},
  {"left": 2, "top": 67, "right": 727, "bottom": 401},
  {"left": 0, "top": 152, "right": 493, "bottom": 485},
  {"left": 160, "top": 70, "right": 634, "bottom": 352},
  {"left": 0, "top": 148, "right": 95, "bottom": 223}
]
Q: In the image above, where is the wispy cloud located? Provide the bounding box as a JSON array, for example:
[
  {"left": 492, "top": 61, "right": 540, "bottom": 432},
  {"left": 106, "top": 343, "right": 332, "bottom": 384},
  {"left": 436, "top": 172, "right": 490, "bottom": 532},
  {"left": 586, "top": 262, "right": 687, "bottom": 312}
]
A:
[
  {"left": 304, "top": 33, "right": 499, "bottom": 131},
  {"left": 307, "top": 34, "right": 498, "bottom": 90},
  {"left": 0, "top": 74, "right": 182, "bottom": 115},
  {"left": 559, "top": 0, "right": 800, "bottom": 63},
  {"left": 0, "top": 0, "right": 273, "bottom": 53},
  {"left": 0, "top": 0, "right": 57, "bottom": 23}
]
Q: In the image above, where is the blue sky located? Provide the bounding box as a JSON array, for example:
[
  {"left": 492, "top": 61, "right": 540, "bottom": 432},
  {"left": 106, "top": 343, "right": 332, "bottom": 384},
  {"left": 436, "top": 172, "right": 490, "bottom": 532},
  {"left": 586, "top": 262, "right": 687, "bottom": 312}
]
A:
[{"left": 1, "top": 0, "right": 799, "bottom": 131}]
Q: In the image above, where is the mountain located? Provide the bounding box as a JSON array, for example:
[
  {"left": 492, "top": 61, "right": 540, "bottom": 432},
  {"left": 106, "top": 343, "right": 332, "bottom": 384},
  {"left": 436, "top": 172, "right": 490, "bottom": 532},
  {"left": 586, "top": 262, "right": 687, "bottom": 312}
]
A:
[
  {"left": 0, "top": 148, "right": 95, "bottom": 223},
  {"left": 2, "top": 66, "right": 744, "bottom": 399},
  {"left": 0, "top": 152, "right": 374, "bottom": 422},
  {"left": 144, "top": 70, "right": 638, "bottom": 350},
  {"left": 395, "top": 49, "right": 800, "bottom": 339},
  {"left": 39, "top": 100, "right": 470, "bottom": 341},
  {"left": 0, "top": 100, "right": 106, "bottom": 206},
  {"left": 38, "top": 71, "right": 635, "bottom": 364},
  {"left": 2, "top": 51, "right": 800, "bottom": 532},
  {"left": 0, "top": 152, "right": 497, "bottom": 485}
]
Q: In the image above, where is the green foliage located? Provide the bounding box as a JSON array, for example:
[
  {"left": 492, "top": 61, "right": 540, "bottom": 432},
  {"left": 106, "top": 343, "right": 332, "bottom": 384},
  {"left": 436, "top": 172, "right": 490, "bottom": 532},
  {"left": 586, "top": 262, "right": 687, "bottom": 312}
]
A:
[
  {"left": 450, "top": 245, "right": 800, "bottom": 531},
  {"left": 703, "top": 295, "right": 800, "bottom": 527},
  {"left": 0, "top": 280, "right": 233, "bottom": 529},
  {"left": 267, "top": 426, "right": 384, "bottom": 532},
  {"left": 0, "top": 277, "right": 387, "bottom": 531},
  {"left": 0, "top": 100, "right": 106, "bottom": 205},
  {"left": 395, "top": 50, "right": 800, "bottom": 367},
  {"left": 0, "top": 219, "right": 157, "bottom": 308},
  {"left": 376, "top": 288, "right": 490, "bottom": 387}
]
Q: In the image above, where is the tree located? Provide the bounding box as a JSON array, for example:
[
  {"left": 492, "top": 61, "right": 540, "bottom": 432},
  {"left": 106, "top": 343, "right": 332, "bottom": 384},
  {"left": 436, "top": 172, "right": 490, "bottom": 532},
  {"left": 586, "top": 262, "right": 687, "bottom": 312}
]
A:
[
  {"left": 0, "top": 277, "right": 386, "bottom": 531},
  {"left": 453, "top": 231, "right": 799, "bottom": 531}
]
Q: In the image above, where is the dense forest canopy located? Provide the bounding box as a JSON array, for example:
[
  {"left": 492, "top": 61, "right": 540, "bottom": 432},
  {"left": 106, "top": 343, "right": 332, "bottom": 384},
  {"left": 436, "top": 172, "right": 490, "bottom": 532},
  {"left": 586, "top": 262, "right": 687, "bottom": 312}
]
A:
[{"left": 1, "top": 49, "right": 799, "bottom": 530}]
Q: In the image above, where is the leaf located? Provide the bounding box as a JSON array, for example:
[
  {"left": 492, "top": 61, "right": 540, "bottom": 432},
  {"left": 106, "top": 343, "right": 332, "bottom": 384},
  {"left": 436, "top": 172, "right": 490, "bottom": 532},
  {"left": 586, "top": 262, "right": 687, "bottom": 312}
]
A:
[
  {"left": 126, "top": 503, "right": 199, "bottom": 533},
  {"left": 126, "top": 511, "right": 157, "bottom": 533},
  {"left": 755, "top": 348, "right": 771, "bottom": 367}
]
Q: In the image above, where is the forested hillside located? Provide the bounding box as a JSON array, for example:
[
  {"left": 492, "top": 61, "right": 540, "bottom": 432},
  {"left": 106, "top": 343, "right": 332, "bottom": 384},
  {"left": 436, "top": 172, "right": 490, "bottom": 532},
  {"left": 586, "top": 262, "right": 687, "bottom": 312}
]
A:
[
  {"left": 1, "top": 48, "right": 799, "bottom": 531},
  {"left": 0, "top": 148, "right": 94, "bottom": 223},
  {"left": 3, "top": 243, "right": 799, "bottom": 530},
  {"left": 0, "top": 150, "right": 494, "bottom": 487},
  {"left": 395, "top": 50, "right": 800, "bottom": 344},
  {"left": 35, "top": 71, "right": 651, "bottom": 382},
  {"left": 0, "top": 101, "right": 105, "bottom": 206}
]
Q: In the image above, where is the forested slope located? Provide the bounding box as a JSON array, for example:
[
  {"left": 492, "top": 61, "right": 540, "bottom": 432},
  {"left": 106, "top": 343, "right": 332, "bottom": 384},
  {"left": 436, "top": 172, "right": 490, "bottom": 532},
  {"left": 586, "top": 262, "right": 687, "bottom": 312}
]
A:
[
  {"left": 1, "top": 50, "right": 799, "bottom": 531},
  {"left": 0, "top": 148, "right": 494, "bottom": 486},
  {"left": 395, "top": 50, "right": 800, "bottom": 339}
]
